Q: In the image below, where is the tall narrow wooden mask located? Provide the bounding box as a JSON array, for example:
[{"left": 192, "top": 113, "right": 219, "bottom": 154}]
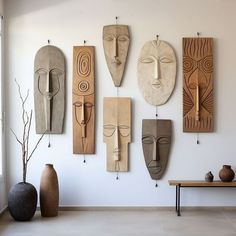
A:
[
  {"left": 138, "top": 40, "right": 176, "bottom": 106},
  {"left": 73, "top": 46, "right": 95, "bottom": 154},
  {"left": 142, "top": 120, "right": 172, "bottom": 180},
  {"left": 103, "top": 25, "right": 130, "bottom": 87},
  {"left": 103, "top": 97, "right": 131, "bottom": 172},
  {"left": 34, "top": 45, "right": 65, "bottom": 134},
  {"left": 183, "top": 38, "right": 213, "bottom": 132}
]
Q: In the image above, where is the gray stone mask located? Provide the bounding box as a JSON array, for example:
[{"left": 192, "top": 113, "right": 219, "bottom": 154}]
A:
[{"left": 142, "top": 119, "right": 172, "bottom": 180}]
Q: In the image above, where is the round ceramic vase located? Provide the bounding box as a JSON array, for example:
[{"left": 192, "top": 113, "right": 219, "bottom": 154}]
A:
[
  {"left": 8, "top": 182, "right": 37, "bottom": 221},
  {"left": 40, "top": 164, "right": 59, "bottom": 217},
  {"left": 219, "top": 165, "right": 235, "bottom": 182}
]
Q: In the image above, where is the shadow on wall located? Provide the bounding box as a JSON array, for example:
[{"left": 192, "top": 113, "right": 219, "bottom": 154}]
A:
[{"left": 5, "top": 0, "right": 74, "bottom": 17}]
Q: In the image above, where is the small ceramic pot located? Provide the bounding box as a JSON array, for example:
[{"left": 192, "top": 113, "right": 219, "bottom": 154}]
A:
[
  {"left": 205, "top": 171, "right": 214, "bottom": 182},
  {"left": 219, "top": 165, "right": 235, "bottom": 182}
]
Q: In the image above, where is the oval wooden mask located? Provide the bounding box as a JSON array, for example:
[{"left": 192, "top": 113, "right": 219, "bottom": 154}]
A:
[
  {"left": 34, "top": 45, "right": 65, "bottom": 134},
  {"left": 138, "top": 40, "right": 176, "bottom": 106},
  {"left": 142, "top": 119, "right": 172, "bottom": 180}
]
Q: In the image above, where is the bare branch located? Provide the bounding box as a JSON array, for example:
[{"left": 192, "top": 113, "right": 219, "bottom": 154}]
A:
[
  {"left": 25, "top": 110, "right": 33, "bottom": 161},
  {"left": 27, "top": 131, "right": 45, "bottom": 162},
  {"left": 10, "top": 128, "right": 23, "bottom": 146}
]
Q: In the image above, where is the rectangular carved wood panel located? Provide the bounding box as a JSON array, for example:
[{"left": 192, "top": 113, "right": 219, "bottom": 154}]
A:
[
  {"left": 103, "top": 97, "right": 131, "bottom": 172},
  {"left": 183, "top": 38, "right": 213, "bottom": 132},
  {"left": 73, "top": 46, "right": 95, "bottom": 154}
]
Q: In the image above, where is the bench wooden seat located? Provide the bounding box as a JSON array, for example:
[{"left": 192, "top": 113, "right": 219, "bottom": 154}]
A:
[{"left": 168, "top": 180, "right": 236, "bottom": 216}]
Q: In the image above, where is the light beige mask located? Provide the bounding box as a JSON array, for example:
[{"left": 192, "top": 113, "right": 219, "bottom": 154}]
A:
[
  {"left": 103, "top": 97, "right": 131, "bottom": 172},
  {"left": 103, "top": 25, "right": 130, "bottom": 87},
  {"left": 34, "top": 45, "right": 65, "bottom": 134},
  {"left": 138, "top": 40, "right": 176, "bottom": 106}
]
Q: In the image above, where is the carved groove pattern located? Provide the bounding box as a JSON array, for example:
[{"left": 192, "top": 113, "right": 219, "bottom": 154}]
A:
[
  {"left": 78, "top": 81, "right": 89, "bottom": 92},
  {"left": 183, "top": 38, "right": 213, "bottom": 132},
  {"left": 77, "top": 51, "right": 91, "bottom": 77}
]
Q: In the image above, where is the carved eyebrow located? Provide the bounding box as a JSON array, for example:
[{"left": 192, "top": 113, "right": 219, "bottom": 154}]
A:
[
  {"left": 142, "top": 135, "right": 155, "bottom": 140},
  {"left": 139, "top": 55, "right": 157, "bottom": 63},
  {"left": 103, "top": 34, "right": 115, "bottom": 40}
]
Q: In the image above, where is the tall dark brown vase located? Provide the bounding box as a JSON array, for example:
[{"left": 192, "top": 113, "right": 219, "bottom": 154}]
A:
[
  {"left": 40, "top": 164, "right": 59, "bottom": 217},
  {"left": 219, "top": 165, "right": 235, "bottom": 182}
]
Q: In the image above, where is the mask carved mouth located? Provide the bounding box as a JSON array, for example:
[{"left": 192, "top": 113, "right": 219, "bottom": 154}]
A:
[
  {"left": 113, "top": 148, "right": 120, "bottom": 155},
  {"left": 112, "top": 58, "right": 121, "bottom": 65},
  {"left": 152, "top": 81, "right": 161, "bottom": 89}
]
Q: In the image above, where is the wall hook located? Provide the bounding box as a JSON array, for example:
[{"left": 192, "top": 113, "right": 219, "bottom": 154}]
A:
[
  {"left": 197, "top": 32, "right": 200, "bottom": 37},
  {"left": 47, "top": 39, "right": 50, "bottom": 45},
  {"left": 83, "top": 40, "right": 86, "bottom": 46},
  {"left": 115, "top": 16, "right": 118, "bottom": 24}
]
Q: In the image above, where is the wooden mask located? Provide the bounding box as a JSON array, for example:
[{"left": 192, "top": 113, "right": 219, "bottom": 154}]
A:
[
  {"left": 103, "top": 97, "right": 131, "bottom": 172},
  {"left": 73, "top": 46, "right": 95, "bottom": 154},
  {"left": 138, "top": 40, "right": 176, "bottom": 106},
  {"left": 183, "top": 38, "right": 213, "bottom": 132},
  {"left": 142, "top": 119, "right": 172, "bottom": 180},
  {"left": 34, "top": 45, "right": 65, "bottom": 134},
  {"left": 103, "top": 25, "right": 130, "bottom": 87}
]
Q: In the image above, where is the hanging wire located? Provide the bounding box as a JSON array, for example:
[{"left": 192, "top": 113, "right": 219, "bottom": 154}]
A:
[
  {"left": 197, "top": 133, "right": 200, "bottom": 144},
  {"left": 115, "top": 16, "right": 118, "bottom": 24},
  {"left": 197, "top": 32, "right": 200, "bottom": 37},
  {"left": 155, "top": 106, "right": 158, "bottom": 118},
  {"left": 83, "top": 40, "right": 86, "bottom": 46},
  {"left": 47, "top": 39, "right": 50, "bottom": 45},
  {"left": 156, "top": 35, "right": 159, "bottom": 41},
  {"left": 48, "top": 134, "right": 51, "bottom": 148},
  {"left": 115, "top": 161, "right": 120, "bottom": 180}
]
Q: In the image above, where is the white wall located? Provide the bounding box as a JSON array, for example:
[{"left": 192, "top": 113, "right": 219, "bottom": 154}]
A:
[
  {"left": 0, "top": 0, "right": 6, "bottom": 213},
  {"left": 5, "top": 0, "right": 236, "bottom": 207}
]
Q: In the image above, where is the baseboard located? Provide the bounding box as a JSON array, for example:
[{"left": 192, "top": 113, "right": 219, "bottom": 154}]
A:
[
  {"left": 51, "top": 206, "right": 236, "bottom": 211},
  {"left": 0, "top": 206, "right": 7, "bottom": 216}
]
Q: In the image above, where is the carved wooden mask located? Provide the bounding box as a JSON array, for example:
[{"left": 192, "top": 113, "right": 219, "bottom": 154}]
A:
[
  {"left": 34, "top": 45, "right": 65, "bottom": 134},
  {"left": 183, "top": 38, "right": 213, "bottom": 132},
  {"left": 138, "top": 40, "right": 176, "bottom": 106},
  {"left": 103, "top": 97, "right": 131, "bottom": 172},
  {"left": 142, "top": 119, "right": 172, "bottom": 180},
  {"left": 103, "top": 25, "right": 130, "bottom": 87},
  {"left": 73, "top": 46, "right": 95, "bottom": 154}
]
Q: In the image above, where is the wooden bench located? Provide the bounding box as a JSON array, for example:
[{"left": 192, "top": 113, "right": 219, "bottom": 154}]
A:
[{"left": 168, "top": 180, "right": 236, "bottom": 216}]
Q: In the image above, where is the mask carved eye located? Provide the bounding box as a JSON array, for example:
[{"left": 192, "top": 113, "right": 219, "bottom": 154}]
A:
[
  {"left": 84, "top": 102, "right": 93, "bottom": 108},
  {"left": 159, "top": 57, "right": 172, "bottom": 63},
  {"left": 73, "top": 101, "right": 82, "bottom": 108},
  {"left": 50, "top": 68, "right": 63, "bottom": 77},
  {"left": 142, "top": 136, "right": 154, "bottom": 144},
  {"left": 139, "top": 57, "right": 155, "bottom": 64},
  {"left": 104, "top": 35, "right": 114, "bottom": 41},
  {"left": 103, "top": 124, "right": 116, "bottom": 137},
  {"left": 158, "top": 137, "right": 170, "bottom": 144},
  {"left": 189, "top": 83, "right": 197, "bottom": 89},
  {"left": 118, "top": 125, "right": 130, "bottom": 137},
  {"left": 118, "top": 35, "right": 128, "bottom": 42},
  {"left": 35, "top": 68, "right": 47, "bottom": 75}
]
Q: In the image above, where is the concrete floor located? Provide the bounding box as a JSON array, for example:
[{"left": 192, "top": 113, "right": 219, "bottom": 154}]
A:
[{"left": 1, "top": 209, "right": 236, "bottom": 236}]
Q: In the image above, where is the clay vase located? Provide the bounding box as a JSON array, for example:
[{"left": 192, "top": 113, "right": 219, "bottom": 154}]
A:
[
  {"left": 219, "top": 165, "right": 235, "bottom": 182},
  {"left": 8, "top": 182, "right": 37, "bottom": 221},
  {"left": 40, "top": 164, "right": 59, "bottom": 217},
  {"left": 205, "top": 171, "right": 214, "bottom": 182}
]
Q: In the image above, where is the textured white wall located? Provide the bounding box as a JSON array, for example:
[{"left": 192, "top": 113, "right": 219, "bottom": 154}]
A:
[
  {"left": 0, "top": 0, "right": 6, "bottom": 213},
  {"left": 4, "top": 0, "right": 236, "bottom": 207}
]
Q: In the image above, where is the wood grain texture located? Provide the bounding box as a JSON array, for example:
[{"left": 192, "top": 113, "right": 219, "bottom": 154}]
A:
[
  {"left": 168, "top": 180, "right": 236, "bottom": 187},
  {"left": 73, "top": 46, "right": 95, "bottom": 154},
  {"left": 183, "top": 38, "right": 213, "bottom": 132},
  {"left": 103, "top": 97, "right": 131, "bottom": 172}
]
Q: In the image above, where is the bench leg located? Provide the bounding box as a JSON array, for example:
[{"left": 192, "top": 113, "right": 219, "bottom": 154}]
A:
[{"left": 177, "top": 184, "right": 181, "bottom": 216}]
